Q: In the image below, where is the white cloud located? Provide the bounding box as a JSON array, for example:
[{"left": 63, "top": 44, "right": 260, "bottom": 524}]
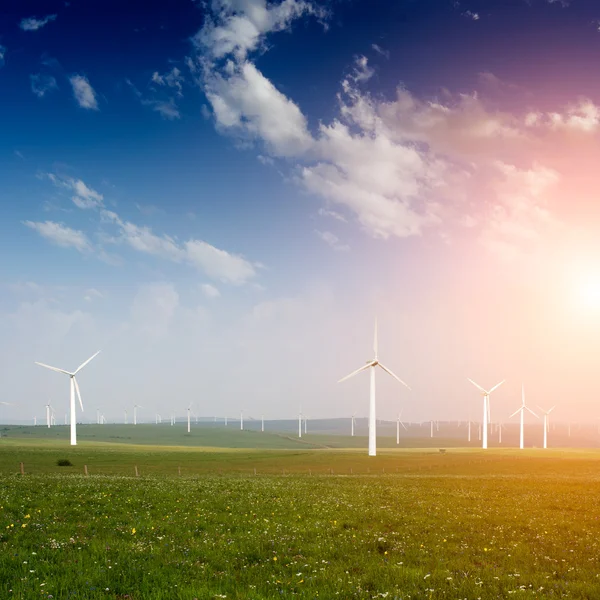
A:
[
  {"left": 315, "top": 230, "right": 350, "bottom": 252},
  {"left": 100, "top": 209, "right": 258, "bottom": 284},
  {"left": 204, "top": 60, "right": 312, "bottom": 156},
  {"left": 184, "top": 240, "right": 257, "bottom": 285},
  {"left": 30, "top": 74, "right": 58, "bottom": 98},
  {"left": 195, "top": 0, "right": 327, "bottom": 61},
  {"left": 200, "top": 283, "right": 221, "bottom": 298},
  {"left": 151, "top": 67, "right": 184, "bottom": 97},
  {"left": 463, "top": 10, "right": 480, "bottom": 20},
  {"left": 84, "top": 288, "right": 104, "bottom": 302},
  {"left": 317, "top": 207, "right": 347, "bottom": 222},
  {"left": 23, "top": 220, "right": 91, "bottom": 253},
  {"left": 20, "top": 15, "right": 57, "bottom": 31},
  {"left": 0, "top": 45, "right": 5, "bottom": 68},
  {"left": 351, "top": 55, "right": 374, "bottom": 83},
  {"left": 69, "top": 75, "right": 99, "bottom": 110},
  {"left": 48, "top": 173, "right": 104, "bottom": 209},
  {"left": 371, "top": 44, "right": 389, "bottom": 59},
  {"left": 143, "top": 98, "right": 180, "bottom": 120}
]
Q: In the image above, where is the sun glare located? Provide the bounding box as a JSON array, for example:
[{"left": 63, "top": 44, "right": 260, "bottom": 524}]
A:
[{"left": 576, "top": 273, "right": 600, "bottom": 311}]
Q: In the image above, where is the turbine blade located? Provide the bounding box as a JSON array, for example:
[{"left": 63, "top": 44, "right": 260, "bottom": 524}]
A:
[
  {"left": 73, "top": 377, "right": 84, "bottom": 412},
  {"left": 509, "top": 407, "right": 521, "bottom": 419},
  {"left": 489, "top": 380, "right": 505, "bottom": 394},
  {"left": 74, "top": 351, "right": 100, "bottom": 375},
  {"left": 525, "top": 406, "right": 539, "bottom": 419},
  {"left": 338, "top": 362, "right": 373, "bottom": 383},
  {"left": 548, "top": 406, "right": 556, "bottom": 414},
  {"left": 467, "top": 378, "right": 487, "bottom": 394},
  {"left": 377, "top": 363, "right": 411, "bottom": 389},
  {"left": 401, "top": 421, "right": 408, "bottom": 431},
  {"left": 35, "top": 362, "right": 71, "bottom": 376}
]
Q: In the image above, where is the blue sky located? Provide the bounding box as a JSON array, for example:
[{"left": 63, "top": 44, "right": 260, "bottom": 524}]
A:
[{"left": 2, "top": 0, "right": 600, "bottom": 427}]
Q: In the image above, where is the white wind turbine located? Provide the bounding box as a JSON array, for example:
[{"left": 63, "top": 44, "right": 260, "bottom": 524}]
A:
[
  {"left": 35, "top": 351, "right": 100, "bottom": 446},
  {"left": 261, "top": 414, "right": 264, "bottom": 432},
  {"left": 510, "top": 384, "right": 538, "bottom": 449},
  {"left": 338, "top": 319, "right": 410, "bottom": 457},
  {"left": 45, "top": 401, "right": 52, "bottom": 428},
  {"left": 536, "top": 404, "right": 555, "bottom": 449},
  {"left": 240, "top": 410, "right": 244, "bottom": 431},
  {"left": 298, "top": 409, "right": 302, "bottom": 438},
  {"left": 187, "top": 403, "right": 192, "bottom": 433},
  {"left": 133, "top": 404, "right": 144, "bottom": 425},
  {"left": 467, "top": 378, "right": 504, "bottom": 449},
  {"left": 351, "top": 413, "right": 356, "bottom": 437},
  {"left": 396, "top": 411, "right": 407, "bottom": 444}
]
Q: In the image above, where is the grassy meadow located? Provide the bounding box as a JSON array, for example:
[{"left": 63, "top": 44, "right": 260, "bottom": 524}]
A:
[{"left": 2, "top": 429, "right": 600, "bottom": 598}]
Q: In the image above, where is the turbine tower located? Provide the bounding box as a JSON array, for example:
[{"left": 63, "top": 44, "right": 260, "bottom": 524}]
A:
[
  {"left": 133, "top": 404, "right": 144, "bottom": 425},
  {"left": 396, "top": 411, "right": 407, "bottom": 444},
  {"left": 45, "top": 402, "right": 52, "bottom": 428},
  {"left": 510, "top": 384, "right": 539, "bottom": 449},
  {"left": 351, "top": 413, "right": 355, "bottom": 437},
  {"left": 338, "top": 319, "right": 410, "bottom": 456},
  {"left": 298, "top": 409, "right": 302, "bottom": 438},
  {"left": 467, "top": 378, "right": 504, "bottom": 449},
  {"left": 536, "top": 404, "right": 555, "bottom": 449},
  {"left": 35, "top": 351, "right": 100, "bottom": 446}
]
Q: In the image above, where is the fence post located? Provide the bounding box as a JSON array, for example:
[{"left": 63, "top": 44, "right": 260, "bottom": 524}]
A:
[
  {"left": 254, "top": 467, "right": 257, "bottom": 475},
  {"left": 84, "top": 465, "right": 88, "bottom": 476},
  {"left": 178, "top": 466, "right": 181, "bottom": 476},
  {"left": 20, "top": 462, "right": 24, "bottom": 475},
  {"left": 134, "top": 465, "right": 139, "bottom": 477}
]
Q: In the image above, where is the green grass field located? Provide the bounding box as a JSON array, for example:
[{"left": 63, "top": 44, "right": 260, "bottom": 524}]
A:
[{"left": 2, "top": 431, "right": 600, "bottom": 598}]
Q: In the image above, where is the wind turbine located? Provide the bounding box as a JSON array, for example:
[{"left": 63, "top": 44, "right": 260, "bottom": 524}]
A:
[
  {"left": 338, "top": 319, "right": 410, "bottom": 456},
  {"left": 35, "top": 351, "right": 100, "bottom": 445},
  {"left": 240, "top": 410, "right": 244, "bottom": 431},
  {"left": 396, "top": 411, "right": 407, "bottom": 444},
  {"left": 187, "top": 404, "right": 192, "bottom": 433},
  {"left": 261, "top": 414, "right": 264, "bottom": 432},
  {"left": 45, "top": 402, "right": 52, "bottom": 428},
  {"left": 536, "top": 405, "right": 555, "bottom": 449},
  {"left": 510, "top": 384, "right": 539, "bottom": 449},
  {"left": 467, "top": 378, "right": 504, "bottom": 449},
  {"left": 133, "top": 404, "right": 144, "bottom": 425},
  {"left": 298, "top": 409, "right": 302, "bottom": 438},
  {"left": 351, "top": 413, "right": 356, "bottom": 437}
]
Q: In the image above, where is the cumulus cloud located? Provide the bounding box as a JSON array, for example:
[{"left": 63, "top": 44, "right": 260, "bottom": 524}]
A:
[
  {"left": 30, "top": 74, "right": 58, "bottom": 98},
  {"left": 204, "top": 60, "right": 312, "bottom": 156},
  {"left": 195, "top": 0, "right": 328, "bottom": 61},
  {"left": 69, "top": 75, "right": 99, "bottom": 110},
  {"left": 20, "top": 15, "right": 56, "bottom": 31},
  {"left": 151, "top": 67, "right": 184, "bottom": 97},
  {"left": 23, "top": 220, "right": 92, "bottom": 253},
  {"left": 0, "top": 45, "right": 6, "bottom": 68}
]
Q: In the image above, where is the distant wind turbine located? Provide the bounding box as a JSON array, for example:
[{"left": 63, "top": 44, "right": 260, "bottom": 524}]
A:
[
  {"left": 261, "top": 414, "right": 264, "bottom": 432},
  {"left": 338, "top": 319, "right": 410, "bottom": 456},
  {"left": 240, "top": 411, "right": 244, "bottom": 431},
  {"left": 510, "top": 384, "right": 538, "bottom": 449},
  {"left": 298, "top": 409, "right": 302, "bottom": 438},
  {"left": 536, "top": 404, "right": 555, "bottom": 449},
  {"left": 351, "top": 413, "right": 356, "bottom": 437},
  {"left": 45, "top": 402, "right": 52, "bottom": 428},
  {"left": 187, "top": 404, "right": 192, "bottom": 433},
  {"left": 35, "top": 351, "right": 100, "bottom": 446},
  {"left": 467, "top": 378, "right": 504, "bottom": 449},
  {"left": 133, "top": 404, "right": 144, "bottom": 426},
  {"left": 396, "top": 411, "right": 407, "bottom": 444}
]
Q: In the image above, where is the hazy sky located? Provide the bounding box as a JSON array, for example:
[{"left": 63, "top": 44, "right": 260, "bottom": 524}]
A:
[{"left": 2, "top": 0, "right": 600, "bottom": 426}]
